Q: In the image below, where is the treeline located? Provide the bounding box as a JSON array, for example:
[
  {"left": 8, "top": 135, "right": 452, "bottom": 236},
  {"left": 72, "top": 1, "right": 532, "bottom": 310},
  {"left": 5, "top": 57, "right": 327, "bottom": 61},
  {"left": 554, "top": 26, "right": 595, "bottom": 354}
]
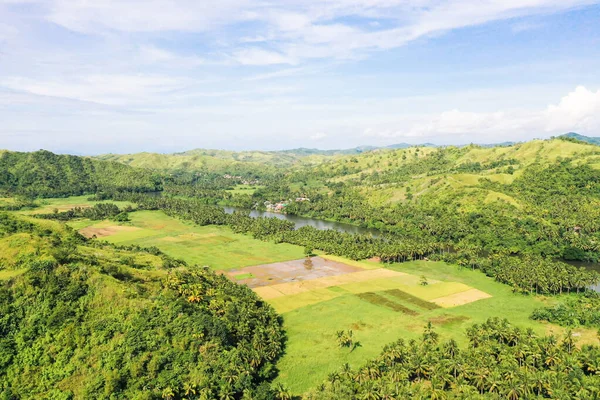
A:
[
  {"left": 34, "top": 203, "right": 132, "bottom": 222},
  {"left": 96, "top": 192, "right": 446, "bottom": 262},
  {"left": 0, "top": 213, "right": 286, "bottom": 399},
  {"left": 91, "top": 193, "right": 600, "bottom": 294},
  {"left": 308, "top": 318, "right": 600, "bottom": 399},
  {"left": 531, "top": 293, "right": 600, "bottom": 328},
  {"left": 438, "top": 252, "right": 599, "bottom": 295},
  {"left": 0, "top": 150, "right": 161, "bottom": 197}
]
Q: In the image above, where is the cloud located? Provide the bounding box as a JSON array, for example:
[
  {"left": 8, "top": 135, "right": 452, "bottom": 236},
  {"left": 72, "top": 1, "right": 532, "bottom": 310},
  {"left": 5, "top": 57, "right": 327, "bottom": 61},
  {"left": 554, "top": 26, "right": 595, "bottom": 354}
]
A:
[
  {"left": 6, "top": 0, "right": 598, "bottom": 64},
  {"left": 1, "top": 74, "right": 191, "bottom": 105},
  {"left": 310, "top": 132, "right": 327, "bottom": 140},
  {"left": 137, "top": 45, "right": 204, "bottom": 67},
  {"left": 363, "top": 86, "right": 600, "bottom": 141},
  {"left": 232, "top": 48, "right": 296, "bottom": 66},
  {"left": 545, "top": 86, "right": 600, "bottom": 132}
]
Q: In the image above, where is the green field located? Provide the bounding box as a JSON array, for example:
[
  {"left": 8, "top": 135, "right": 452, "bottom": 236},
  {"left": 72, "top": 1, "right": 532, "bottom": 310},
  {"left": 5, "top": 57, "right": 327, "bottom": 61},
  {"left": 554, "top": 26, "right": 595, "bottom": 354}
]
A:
[
  {"left": 226, "top": 185, "right": 264, "bottom": 195},
  {"left": 70, "top": 210, "right": 304, "bottom": 270},
  {"left": 273, "top": 260, "right": 589, "bottom": 394},
  {"left": 21, "top": 195, "right": 135, "bottom": 214}
]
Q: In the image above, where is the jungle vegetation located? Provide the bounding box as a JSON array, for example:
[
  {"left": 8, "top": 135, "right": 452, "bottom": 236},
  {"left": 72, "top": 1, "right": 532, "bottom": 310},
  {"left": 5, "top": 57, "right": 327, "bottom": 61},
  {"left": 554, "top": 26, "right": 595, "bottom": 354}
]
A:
[
  {"left": 0, "top": 213, "right": 285, "bottom": 399},
  {"left": 531, "top": 293, "right": 600, "bottom": 328}
]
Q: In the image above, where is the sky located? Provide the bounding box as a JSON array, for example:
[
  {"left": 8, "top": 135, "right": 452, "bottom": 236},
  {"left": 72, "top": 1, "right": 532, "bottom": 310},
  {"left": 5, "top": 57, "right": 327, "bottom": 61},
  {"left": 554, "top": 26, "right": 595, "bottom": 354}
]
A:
[{"left": 1, "top": 1, "right": 600, "bottom": 154}]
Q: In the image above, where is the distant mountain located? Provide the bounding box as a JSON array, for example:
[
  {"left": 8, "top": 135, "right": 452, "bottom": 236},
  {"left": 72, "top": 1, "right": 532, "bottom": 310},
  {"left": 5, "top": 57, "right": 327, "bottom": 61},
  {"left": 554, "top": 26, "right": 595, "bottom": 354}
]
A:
[
  {"left": 278, "top": 146, "right": 378, "bottom": 156},
  {"left": 386, "top": 143, "right": 436, "bottom": 149},
  {"left": 559, "top": 132, "right": 600, "bottom": 145}
]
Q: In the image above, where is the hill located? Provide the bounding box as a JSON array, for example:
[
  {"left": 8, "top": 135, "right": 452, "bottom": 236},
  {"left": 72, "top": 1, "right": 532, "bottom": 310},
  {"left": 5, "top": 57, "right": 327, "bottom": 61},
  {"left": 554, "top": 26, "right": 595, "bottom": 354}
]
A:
[
  {"left": 560, "top": 132, "right": 600, "bottom": 145},
  {"left": 95, "top": 149, "right": 334, "bottom": 176},
  {"left": 0, "top": 212, "right": 284, "bottom": 398},
  {"left": 0, "top": 150, "right": 161, "bottom": 197}
]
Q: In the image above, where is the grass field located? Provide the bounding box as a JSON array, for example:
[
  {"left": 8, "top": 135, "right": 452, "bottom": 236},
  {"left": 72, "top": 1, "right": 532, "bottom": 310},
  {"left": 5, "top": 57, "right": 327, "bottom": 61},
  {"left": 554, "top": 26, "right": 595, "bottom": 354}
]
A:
[
  {"left": 226, "top": 185, "right": 264, "bottom": 195},
  {"left": 21, "top": 195, "right": 134, "bottom": 215},
  {"left": 70, "top": 210, "right": 304, "bottom": 270},
  {"left": 272, "top": 260, "right": 594, "bottom": 394}
]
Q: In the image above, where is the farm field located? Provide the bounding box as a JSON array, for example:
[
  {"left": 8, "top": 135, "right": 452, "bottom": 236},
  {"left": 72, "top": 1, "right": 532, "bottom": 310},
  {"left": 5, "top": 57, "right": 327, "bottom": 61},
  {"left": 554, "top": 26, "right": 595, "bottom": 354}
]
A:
[
  {"left": 70, "top": 209, "right": 304, "bottom": 270},
  {"left": 226, "top": 184, "right": 265, "bottom": 195},
  {"left": 20, "top": 195, "right": 135, "bottom": 214},
  {"left": 269, "top": 260, "right": 594, "bottom": 394}
]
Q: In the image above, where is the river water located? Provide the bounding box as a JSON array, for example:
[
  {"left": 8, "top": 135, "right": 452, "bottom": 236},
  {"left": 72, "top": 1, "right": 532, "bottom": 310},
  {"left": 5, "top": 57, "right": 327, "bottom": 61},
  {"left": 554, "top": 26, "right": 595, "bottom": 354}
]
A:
[
  {"left": 567, "top": 261, "right": 600, "bottom": 292},
  {"left": 222, "top": 206, "right": 600, "bottom": 292},
  {"left": 222, "top": 206, "right": 380, "bottom": 236}
]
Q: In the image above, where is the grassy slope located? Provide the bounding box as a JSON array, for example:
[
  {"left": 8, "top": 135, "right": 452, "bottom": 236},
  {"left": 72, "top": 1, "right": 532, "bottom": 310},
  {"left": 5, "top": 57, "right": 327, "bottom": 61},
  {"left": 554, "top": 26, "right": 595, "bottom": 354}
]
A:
[
  {"left": 95, "top": 149, "right": 334, "bottom": 172},
  {"left": 318, "top": 139, "right": 600, "bottom": 206}
]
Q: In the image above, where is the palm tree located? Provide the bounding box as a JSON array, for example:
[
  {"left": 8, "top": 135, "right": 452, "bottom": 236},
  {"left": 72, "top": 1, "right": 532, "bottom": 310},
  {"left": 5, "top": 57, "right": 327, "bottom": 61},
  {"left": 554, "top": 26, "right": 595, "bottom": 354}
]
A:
[{"left": 274, "top": 383, "right": 292, "bottom": 400}]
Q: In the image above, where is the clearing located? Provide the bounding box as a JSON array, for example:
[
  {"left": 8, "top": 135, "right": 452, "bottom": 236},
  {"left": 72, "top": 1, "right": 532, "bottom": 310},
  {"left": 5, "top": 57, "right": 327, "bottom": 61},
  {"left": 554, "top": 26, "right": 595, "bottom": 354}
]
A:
[{"left": 70, "top": 210, "right": 304, "bottom": 270}]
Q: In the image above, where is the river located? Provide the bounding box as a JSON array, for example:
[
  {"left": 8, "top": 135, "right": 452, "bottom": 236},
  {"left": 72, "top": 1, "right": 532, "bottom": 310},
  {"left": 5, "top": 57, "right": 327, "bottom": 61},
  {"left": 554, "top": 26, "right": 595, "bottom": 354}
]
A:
[
  {"left": 222, "top": 206, "right": 380, "bottom": 236},
  {"left": 564, "top": 261, "right": 600, "bottom": 293},
  {"left": 223, "top": 206, "right": 600, "bottom": 292}
]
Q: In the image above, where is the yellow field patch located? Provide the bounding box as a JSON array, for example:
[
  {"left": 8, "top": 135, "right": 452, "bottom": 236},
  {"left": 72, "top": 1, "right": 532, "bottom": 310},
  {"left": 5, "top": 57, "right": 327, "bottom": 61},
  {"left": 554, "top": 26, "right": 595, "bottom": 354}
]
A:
[
  {"left": 319, "top": 254, "right": 381, "bottom": 270},
  {"left": 269, "top": 289, "right": 343, "bottom": 314},
  {"left": 252, "top": 269, "right": 404, "bottom": 301},
  {"left": 431, "top": 288, "right": 492, "bottom": 308}
]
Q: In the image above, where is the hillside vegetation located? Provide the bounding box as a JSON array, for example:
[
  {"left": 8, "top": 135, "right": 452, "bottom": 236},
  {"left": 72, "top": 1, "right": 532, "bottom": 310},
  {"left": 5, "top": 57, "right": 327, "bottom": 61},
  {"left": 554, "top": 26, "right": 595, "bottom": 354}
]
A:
[
  {"left": 0, "top": 213, "right": 285, "bottom": 399},
  {"left": 95, "top": 149, "right": 335, "bottom": 176},
  {"left": 0, "top": 150, "right": 161, "bottom": 197}
]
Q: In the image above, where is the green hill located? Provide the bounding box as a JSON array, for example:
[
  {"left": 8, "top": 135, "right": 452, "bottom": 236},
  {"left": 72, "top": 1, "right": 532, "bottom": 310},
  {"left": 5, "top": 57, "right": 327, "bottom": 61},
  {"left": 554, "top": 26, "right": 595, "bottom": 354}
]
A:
[
  {"left": 0, "top": 150, "right": 161, "bottom": 197},
  {"left": 0, "top": 213, "right": 284, "bottom": 398},
  {"left": 560, "top": 132, "right": 600, "bottom": 145},
  {"left": 95, "top": 149, "right": 336, "bottom": 176}
]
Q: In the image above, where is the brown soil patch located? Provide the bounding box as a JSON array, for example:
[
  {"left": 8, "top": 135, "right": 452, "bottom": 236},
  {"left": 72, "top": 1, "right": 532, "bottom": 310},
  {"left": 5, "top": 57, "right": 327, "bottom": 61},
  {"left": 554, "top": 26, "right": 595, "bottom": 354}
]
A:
[
  {"left": 250, "top": 268, "right": 405, "bottom": 300},
  {"left": 429, "top": 314, "right": 470, "bottom": 326},
  {"left": 368, "top": 256, "right": 382, "bottom": 263},
  {"left": 430, "top": 289, "right": 492, "bottom": 308},
  {"left": 225, "top": 257, "right": 366, "bottom": 288},
  {"left": 79, "top": 225, "right": 141, "bottom": 238}
]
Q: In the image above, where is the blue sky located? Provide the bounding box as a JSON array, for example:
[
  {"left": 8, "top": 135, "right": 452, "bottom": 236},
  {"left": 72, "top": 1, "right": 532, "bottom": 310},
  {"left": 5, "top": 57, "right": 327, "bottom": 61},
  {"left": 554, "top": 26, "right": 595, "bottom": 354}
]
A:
[{"left": 1, "top": 1, "right": 599, "bottom": 154}]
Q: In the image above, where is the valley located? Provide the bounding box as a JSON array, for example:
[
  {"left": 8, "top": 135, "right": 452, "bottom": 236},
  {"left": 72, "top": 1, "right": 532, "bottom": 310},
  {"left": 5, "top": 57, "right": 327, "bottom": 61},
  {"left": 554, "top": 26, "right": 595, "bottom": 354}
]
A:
[{"left": 1, "top": 135, "right": 600, "bottom": 398}]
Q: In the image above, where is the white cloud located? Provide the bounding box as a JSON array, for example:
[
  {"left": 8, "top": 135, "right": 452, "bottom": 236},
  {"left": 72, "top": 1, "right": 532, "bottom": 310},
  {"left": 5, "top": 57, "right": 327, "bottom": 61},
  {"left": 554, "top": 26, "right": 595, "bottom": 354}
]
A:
[
  {"left": 138, "top": 45, "right": 204, "bottom": 67},
  {"left": 545, "top": 86, "right": 600, "bottom": 132},
  {"left": 232, "top": 48, "right": 296, "bottom": 66},
  {"left": 363, "top": 86, "right": 600, "bottom": 141},
  {"left": 310, "top": 132, "right": 327, "bottom": 140},
  {"left": 44, "top": 0, "right": 256, "bottom": 33},
  {"left": 6, "top": 0, "right": 597, "bottom": 64},
  {"left": 1, "top": 74, "right": 190, "bottom": 105}
]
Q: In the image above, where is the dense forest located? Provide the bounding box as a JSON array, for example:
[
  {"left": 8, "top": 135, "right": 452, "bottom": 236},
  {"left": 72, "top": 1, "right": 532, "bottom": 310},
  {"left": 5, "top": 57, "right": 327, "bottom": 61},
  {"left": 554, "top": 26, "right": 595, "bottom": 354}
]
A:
[
  {"left": 531, "top": 294, "right": 600, "bottom": 328},
  {"left": 0, "top": 150, "right": 161, "bottom": 197},
  {"left": 0, "top": 213, "right": 285, "bottom": 399}
]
